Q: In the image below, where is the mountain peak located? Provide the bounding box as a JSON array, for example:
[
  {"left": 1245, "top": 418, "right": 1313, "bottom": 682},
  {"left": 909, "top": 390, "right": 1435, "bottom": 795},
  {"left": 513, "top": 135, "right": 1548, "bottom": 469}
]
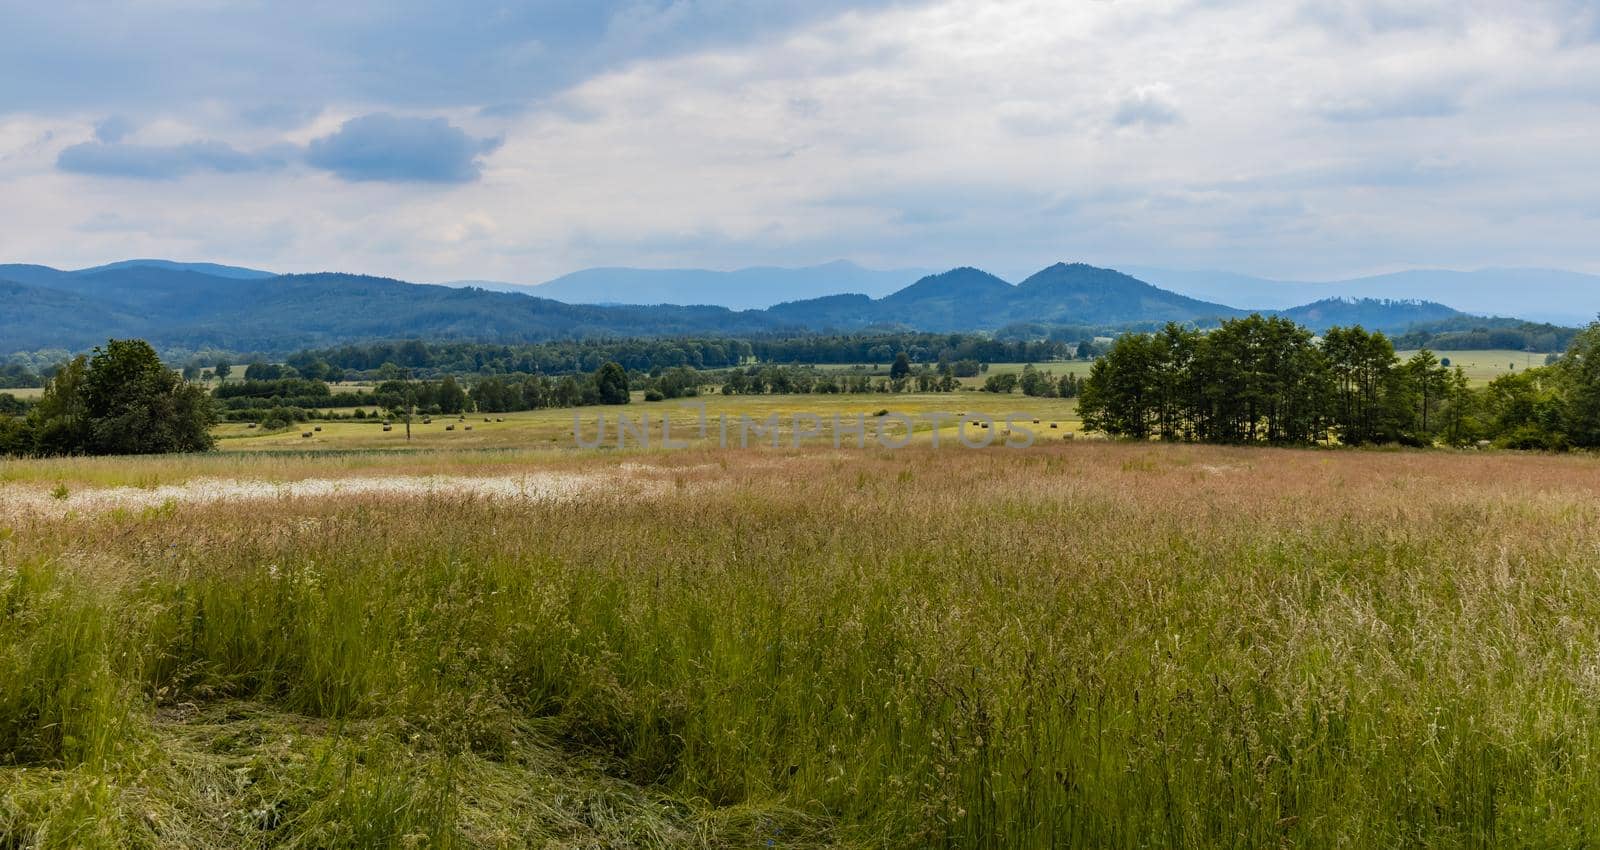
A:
[
  {"left": 885, "top": 267, "right": 1014, "bottom": 300},
  {"left": 1018, "top": 262, "right": 1146, "bottom": 292}
]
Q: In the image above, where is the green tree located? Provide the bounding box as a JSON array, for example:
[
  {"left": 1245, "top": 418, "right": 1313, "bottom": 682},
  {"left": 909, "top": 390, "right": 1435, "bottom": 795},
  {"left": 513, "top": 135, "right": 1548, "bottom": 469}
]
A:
[
  {"left": 437, "top": 375, "right": 468, "bottom": 414},
  {"left": 1560, "top": 320, "right": 1600, "bottom": 447},
  {"left": 593, "top": 361, "right": 631, "bottom": 405},
  {"left": 1019, "top": 364, "right": 1054, "bottom": 397},
  {"left": 1080, "top": 333, "right": 1161, "bottom": 438},
  {"left": 1322, "top": 326, "right": 1403, "bottom": 444},
  {"left": 1483, "top": 368, "right": 1566, "bottom": 449},
  {"left": 1402, "top": 349, "right": 1451, "bottom": 442},
  {"left": 982, "top": 373, "right": 1019, "bottom": 394},
  {"left": 213, "top": 360, "right": 231, "bottom": 380},
  {"left": 1437, "top": 366, "right": 1480, "bottom": 446},
  {"left": 28, "top": 355, "right": 91, "bottom": 455},
  {"left": 80, "top": 339, "right": 216, "bottom": 455},
  {"left": 890, "top": 352, "right": 912, "bottom": 382}
]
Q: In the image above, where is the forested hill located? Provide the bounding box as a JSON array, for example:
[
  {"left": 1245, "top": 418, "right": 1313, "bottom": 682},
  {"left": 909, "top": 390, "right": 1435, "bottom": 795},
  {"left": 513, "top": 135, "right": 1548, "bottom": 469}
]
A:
[
  {"left": 769, "top": 263, "right": 1243, "bottom": 330},
  {"left": 0, "top": 269, "right": 788, "bottom": 352},
  {"left": 0, "top": 258, "right": 1518, "bottom": 354}
]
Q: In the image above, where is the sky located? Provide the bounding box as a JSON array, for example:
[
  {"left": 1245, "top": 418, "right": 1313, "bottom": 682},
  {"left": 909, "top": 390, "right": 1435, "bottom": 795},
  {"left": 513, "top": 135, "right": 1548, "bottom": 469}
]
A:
[{"left": 1, "top": 0, "right": 1597, "bottom": 284}]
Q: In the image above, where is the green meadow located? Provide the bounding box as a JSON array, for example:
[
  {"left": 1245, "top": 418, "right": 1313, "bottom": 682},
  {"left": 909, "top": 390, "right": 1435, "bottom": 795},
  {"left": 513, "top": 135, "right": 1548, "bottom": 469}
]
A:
[{"left": 5, "top": 436, "right": 1600, "bottom": 847}]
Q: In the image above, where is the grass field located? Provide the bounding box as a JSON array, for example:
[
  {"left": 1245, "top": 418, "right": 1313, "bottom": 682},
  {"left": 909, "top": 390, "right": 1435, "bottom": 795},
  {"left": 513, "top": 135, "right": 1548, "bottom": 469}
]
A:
[
  {"left": 804, "top": 361, "right": 1094, "bottom": 389},
  {"left": 1398, "top": 349, "right": 1550, "bottom": 384},
  {"left": 211, "top": 392, "right": 1085, "bottom": 454},
  {"left": 5, "top": 435, "right": 1600, "bottom": 847}
]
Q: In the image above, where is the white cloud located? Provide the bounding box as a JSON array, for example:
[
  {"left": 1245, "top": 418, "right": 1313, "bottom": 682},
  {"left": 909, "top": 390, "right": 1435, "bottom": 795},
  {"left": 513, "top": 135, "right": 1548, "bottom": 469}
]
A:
[{"left": 2, "top": 0, "right": 1599, "bottom": 281}]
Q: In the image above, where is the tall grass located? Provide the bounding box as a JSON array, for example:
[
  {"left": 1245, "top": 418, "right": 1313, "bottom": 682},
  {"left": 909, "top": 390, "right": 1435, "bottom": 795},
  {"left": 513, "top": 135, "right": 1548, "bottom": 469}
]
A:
[{"left": 3, "top": 443, "right": 1600, "bottom": 846}]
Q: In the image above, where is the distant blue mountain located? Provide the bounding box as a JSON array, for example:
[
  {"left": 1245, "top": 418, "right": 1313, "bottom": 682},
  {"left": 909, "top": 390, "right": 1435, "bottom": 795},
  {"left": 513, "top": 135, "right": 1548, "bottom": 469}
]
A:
[
  {"left": 1125, "top": 266, "right": 1600, "bottom": 326},
  {"left": 450, "top": 260, "right": 933, "bottom": 310},
  {"left": 73, "top": 259, "right": 277, "bottom": 280}
]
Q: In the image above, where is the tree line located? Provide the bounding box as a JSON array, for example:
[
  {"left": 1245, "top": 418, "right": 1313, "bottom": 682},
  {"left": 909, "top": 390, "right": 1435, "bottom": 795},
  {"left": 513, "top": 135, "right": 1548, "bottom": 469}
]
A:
[
  {"left": 1079, "top": 315, "right": 1600, "bottom": 448},
  {"left": 284, "top": 333, "right": 1088, "bottom": 379}
]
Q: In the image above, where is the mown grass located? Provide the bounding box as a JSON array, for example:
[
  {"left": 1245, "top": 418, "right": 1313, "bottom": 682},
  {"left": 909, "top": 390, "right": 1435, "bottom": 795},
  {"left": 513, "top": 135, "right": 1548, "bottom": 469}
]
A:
[
  {"left": 1395, "top": 349, "right": 1549, "bottom": 385},
  {"left": 211, "top": 392, "right": 1083, "bottom": 453},
  {"left": 4, "top": 443, "right": 1600, "bottom": 847}
]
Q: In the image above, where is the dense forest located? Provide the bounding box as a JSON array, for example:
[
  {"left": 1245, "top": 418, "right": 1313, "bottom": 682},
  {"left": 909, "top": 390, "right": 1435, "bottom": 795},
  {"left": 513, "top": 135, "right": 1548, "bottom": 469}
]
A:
[
  {"left": 1079, "top": 316, "right": 1600, "bottom": 449},
  {"left": 1390, "top": 316, "right": 1582, "bottom": 352}
]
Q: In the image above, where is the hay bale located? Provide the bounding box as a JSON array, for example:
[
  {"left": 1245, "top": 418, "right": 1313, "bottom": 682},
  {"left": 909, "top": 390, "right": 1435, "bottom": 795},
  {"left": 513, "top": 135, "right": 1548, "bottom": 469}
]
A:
[
  {"left": 382, "top": 424, "right": 393, "bottom": 432},
  {"left": 247, "top": 423, "right": 257, "bottom": 429},
  {"left": 313, "top": 426, "right": 322, "bottom": 432},
  {"left": 495, "top": 417, "right": 503, "bottom": 422},
  {"left": 1032, "top": 418, "right": 1040, "bottom": 424},
  {"left": 465, "top": 425, "right": 473, "bottom": 431},
  {"left": 1049, "top": 423, "right": 1058, "bottom": 429},
  {"left": 445, "top": 424, "right": 455, "bottom": 431},
  {"left": 301, "top": 432, "right": 312, "bottom": 438}
]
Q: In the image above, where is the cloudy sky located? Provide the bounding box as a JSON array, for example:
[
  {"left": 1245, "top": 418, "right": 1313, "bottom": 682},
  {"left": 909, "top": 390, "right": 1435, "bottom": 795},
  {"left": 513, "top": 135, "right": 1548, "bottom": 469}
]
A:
[{"left": 1, "top": 0, "right": 1597, "bottom": 283}]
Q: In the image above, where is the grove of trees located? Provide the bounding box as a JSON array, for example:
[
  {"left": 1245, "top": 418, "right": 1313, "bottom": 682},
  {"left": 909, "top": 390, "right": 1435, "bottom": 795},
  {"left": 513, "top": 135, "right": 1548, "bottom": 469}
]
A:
[
  {"left": 1079, "top": 315, "right": 1600, "bottom": 449},
  {"left": 0, "top": 339, "right": 216, "bottom": 456}
]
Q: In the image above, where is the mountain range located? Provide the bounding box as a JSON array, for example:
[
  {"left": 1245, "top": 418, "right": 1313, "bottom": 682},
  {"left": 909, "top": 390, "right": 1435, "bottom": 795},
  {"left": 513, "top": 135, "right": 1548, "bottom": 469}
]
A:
[
  {"left": 0, "top": 258, "right": 1557, "bottom": 356},
  {"left": 1125, "top": 266, "right": 1600, "bottom": 326}
]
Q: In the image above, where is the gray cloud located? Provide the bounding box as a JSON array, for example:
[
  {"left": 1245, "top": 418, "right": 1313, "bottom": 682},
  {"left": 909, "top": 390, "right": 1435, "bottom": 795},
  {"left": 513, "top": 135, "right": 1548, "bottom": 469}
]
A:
[
  {"left": 1112, "top": 86, "right": 1182, "bottom": 129},
  {"left": 0, "top": 1, "right": 921, "bottom": 116},
  {"left": 92, "top": 116, "right": 134, "bottom": 143},
  {"left": 56, "top": 113, "right": 498, "bottom": 184},
  {"left": 304, "top": 114, "right": 501, "bottom": 183},
  {"left": 56, "top": 140, "right": 291, "bottom": 180},
  {"left": 1318, "top": 90, "right": 1461, "bottom": 122}
]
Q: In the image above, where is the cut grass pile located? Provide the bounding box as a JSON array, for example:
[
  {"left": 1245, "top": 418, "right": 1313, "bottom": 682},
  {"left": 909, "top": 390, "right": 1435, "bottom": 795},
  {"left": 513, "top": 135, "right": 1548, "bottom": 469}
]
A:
[{"left": 3, "top": 443, "right": 1600, "bottom": 847}]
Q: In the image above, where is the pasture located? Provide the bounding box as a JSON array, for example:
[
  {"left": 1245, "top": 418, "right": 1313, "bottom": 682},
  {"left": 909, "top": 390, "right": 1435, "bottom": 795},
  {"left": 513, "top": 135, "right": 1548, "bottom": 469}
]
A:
[
  {"left": 211, "top": 392, "right": 1085, "bottom": 453},
  {"left": 4, "top": 438, "right": 1600, "bottom": 847},
  {"left": 1398, "top": 348, "right": 1548, "bottom": 384}
]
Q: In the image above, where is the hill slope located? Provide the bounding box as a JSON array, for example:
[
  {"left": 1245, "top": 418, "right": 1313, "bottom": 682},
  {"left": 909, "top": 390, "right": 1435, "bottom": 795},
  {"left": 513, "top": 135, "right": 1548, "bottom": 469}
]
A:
[{"left": 1276, "top": 298, "right": 1462, "bottom": 332}]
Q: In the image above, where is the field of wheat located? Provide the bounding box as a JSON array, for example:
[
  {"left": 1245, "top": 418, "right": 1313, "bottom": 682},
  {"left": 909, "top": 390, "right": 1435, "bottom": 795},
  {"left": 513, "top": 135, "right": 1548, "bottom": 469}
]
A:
[{"left": 3, "top": 440, "right": 1600, "bottom": 848}]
